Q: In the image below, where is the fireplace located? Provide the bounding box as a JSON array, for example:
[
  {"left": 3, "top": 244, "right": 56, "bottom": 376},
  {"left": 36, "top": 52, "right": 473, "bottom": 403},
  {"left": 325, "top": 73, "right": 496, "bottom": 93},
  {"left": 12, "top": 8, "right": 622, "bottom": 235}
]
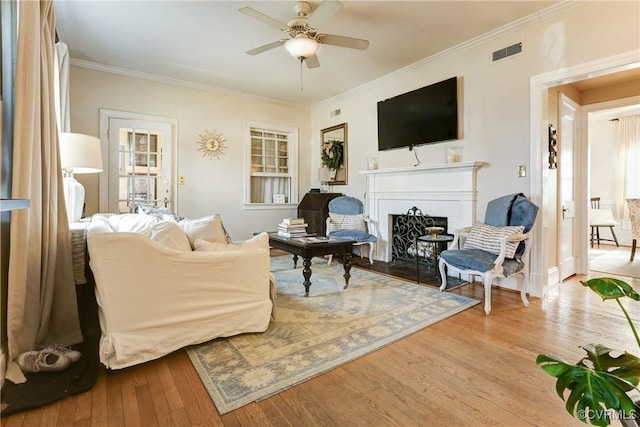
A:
[
  {"left": 360, "top": 161, "right": 483, "bottom": 262},
  {"left": 391, "top": 208, "right": 447, "bottom": 263}
]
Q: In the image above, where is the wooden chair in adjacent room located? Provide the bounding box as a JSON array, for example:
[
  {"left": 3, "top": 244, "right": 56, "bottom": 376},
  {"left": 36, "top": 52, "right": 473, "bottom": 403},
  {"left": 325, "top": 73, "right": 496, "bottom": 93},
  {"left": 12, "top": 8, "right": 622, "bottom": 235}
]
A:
[{"left": 589, "top": 197, "right": 619, "bottom": 248}]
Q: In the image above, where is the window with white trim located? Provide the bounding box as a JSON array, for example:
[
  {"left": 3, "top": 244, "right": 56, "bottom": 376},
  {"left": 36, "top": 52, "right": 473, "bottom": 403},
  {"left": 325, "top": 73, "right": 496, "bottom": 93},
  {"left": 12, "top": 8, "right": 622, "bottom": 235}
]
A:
[{"left": 245, "top": 121, "right": 298, "bottom": 206}]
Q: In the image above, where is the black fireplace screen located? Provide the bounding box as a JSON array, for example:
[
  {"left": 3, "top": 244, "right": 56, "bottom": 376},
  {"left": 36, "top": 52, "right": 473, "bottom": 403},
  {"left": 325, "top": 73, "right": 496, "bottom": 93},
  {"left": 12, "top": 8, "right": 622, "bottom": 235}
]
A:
[{"left": 391, "top": 207, "right": 448, "bottom": 264}]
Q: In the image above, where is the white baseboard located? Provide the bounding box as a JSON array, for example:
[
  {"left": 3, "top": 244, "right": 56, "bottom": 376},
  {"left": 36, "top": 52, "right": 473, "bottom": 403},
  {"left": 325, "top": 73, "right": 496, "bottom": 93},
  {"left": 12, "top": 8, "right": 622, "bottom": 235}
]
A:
[{"left": 547, "top": 267, "right": 560, "bottom": 286}]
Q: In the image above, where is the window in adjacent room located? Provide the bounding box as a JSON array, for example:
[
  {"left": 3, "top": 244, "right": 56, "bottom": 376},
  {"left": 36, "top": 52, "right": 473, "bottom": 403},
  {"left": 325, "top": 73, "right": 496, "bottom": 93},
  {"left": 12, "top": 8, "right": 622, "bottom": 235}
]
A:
[
  {"left": 245, "top": 121, "right": 298, "bottom": 206},
  {"left": 118, "top": 129, "right": 164, "bottom": 212}
]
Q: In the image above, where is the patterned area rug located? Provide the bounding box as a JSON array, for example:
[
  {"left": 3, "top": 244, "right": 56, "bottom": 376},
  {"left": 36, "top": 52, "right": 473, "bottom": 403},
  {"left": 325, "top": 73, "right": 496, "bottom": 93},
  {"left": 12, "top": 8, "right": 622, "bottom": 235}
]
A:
[
  {"left": 186, "top": 255, "right": 480, "bottom": 414},
  {"left": 590, "top": 247, "right": 640, "bottom": 278}
]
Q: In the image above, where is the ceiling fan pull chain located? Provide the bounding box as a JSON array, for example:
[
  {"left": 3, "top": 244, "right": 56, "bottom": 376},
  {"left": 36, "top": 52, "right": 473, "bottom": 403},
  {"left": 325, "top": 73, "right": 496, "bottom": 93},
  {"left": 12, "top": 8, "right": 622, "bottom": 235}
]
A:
[{"left": 299, "top": 58, "right": 304, "bottom": 91}]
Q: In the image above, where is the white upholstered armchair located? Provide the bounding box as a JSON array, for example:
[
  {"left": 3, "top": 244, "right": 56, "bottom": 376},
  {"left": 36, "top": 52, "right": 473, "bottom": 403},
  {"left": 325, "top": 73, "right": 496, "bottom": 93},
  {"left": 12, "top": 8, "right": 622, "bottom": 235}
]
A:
[
  {"left": 325, "top": 196, "right": 377, "bottom": 265},
  {"left": 439, "top": 194, "right": 539, "bottom": 315}
]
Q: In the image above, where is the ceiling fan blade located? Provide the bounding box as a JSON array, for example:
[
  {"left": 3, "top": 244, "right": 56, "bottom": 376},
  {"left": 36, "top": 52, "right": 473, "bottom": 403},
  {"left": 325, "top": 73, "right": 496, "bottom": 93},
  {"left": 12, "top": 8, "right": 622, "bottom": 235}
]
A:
[
  {"left": 305, "top": 54, "right": 320, "bottom": 69},
  {"left": 307, "top": 0, "right": 343, "bottom": 28},
  {"left": 246, "top": 40, "right": 286, "bottom": 56},
  {"left": 321, "top": 34, "right": 369, "bottom": 50},
  {"left": 239, "top": 7, "right": 287, "bottom": 31}
]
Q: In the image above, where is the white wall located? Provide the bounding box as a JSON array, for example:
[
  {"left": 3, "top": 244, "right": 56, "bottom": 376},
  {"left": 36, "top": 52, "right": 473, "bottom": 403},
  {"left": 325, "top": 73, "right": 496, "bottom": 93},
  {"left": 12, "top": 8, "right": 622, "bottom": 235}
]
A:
[
  {"left": 68, "top": 1, "right": 640, "bottom": 251},
  {"left": 70, "top": 67, "right": 310, "bottom": 240},
  {"left": 310, "top": 1, "right": 640, "bottom": 223}
]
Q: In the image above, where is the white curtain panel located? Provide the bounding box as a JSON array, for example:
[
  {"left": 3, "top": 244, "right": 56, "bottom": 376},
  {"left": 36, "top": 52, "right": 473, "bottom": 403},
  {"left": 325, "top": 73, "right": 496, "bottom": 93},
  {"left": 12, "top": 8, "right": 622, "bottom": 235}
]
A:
[
  {"left": 251, "top": 177, "right": 289, "bottom": 203},
  {"left": 617, "top": 115, "right": 640, "bottom": 221},
  {"left": 54, "top": 41, "right": 70, "bottom": 132},
  {"left": 6, "top": 0, "right": 81, "bottom": 384}
]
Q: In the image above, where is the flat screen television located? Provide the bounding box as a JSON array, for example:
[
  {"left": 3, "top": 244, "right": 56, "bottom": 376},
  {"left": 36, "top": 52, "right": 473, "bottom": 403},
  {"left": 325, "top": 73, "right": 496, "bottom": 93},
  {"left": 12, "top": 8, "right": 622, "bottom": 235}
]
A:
[{"left": 377, "top": 77, "right": 458, "bottom": 151}]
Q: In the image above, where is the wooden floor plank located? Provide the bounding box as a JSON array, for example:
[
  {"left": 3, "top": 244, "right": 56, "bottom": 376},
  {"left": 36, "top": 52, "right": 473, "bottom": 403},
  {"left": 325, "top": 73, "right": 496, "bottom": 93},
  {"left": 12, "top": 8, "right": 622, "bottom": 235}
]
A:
[
  {"left": 169, "top": 352, "right": 222, "bottom": 426},
  {"left": 89, "top": 371, "right": 108, "bottom": 427},
  {"left": 141, "top": 363, "right": 172, "bottom": 426},
  {"left": 72, "top": 390, "right": 92, "bottom": 425},
  {"left": 119, "top": 370, "right": 142, "bottom": 427},
  {"left": 155, "top": 358, "right": 184, "bottom": 412},
  {"left": 2, "top": 260, "right": 638, "bottom": 427},
  {"left": 20, "top": 407, "right": 43, "bottom": 427},
  {"left": 54, "top": 395, "right": 77, "bottom": 427}
]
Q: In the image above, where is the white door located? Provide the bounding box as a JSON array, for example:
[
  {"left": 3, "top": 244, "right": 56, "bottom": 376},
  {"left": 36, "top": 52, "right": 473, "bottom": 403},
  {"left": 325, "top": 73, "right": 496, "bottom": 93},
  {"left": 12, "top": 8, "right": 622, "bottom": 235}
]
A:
[
  {"left": 99, "top": 110, "right": 177, "bottom": 213},
  {"left": 558, "top": 94, "right": 579, "bottom": 281}
]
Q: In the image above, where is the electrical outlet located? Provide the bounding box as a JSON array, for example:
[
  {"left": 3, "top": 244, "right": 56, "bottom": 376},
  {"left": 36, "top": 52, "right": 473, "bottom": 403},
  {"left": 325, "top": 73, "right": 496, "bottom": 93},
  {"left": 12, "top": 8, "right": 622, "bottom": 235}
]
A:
[
  {"left": 518, "top": 165, "right": 526, "bottom": 178},
  {"left": 179, "top": 176, "right": 186, "bottom": 185}
]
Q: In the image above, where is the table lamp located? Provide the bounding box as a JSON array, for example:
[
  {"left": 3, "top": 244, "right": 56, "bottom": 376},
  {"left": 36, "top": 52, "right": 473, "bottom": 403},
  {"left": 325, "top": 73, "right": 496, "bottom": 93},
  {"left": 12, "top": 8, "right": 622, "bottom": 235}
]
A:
[{"left": 59, "top": 132, "right": 103, "bottom": 222}]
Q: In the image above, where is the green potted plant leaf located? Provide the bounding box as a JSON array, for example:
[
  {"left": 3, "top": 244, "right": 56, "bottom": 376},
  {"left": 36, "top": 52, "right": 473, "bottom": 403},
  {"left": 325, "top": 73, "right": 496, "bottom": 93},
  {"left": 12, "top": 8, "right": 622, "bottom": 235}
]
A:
[{"left": 537, "top": 277, "right": 640, "bottom": 426}]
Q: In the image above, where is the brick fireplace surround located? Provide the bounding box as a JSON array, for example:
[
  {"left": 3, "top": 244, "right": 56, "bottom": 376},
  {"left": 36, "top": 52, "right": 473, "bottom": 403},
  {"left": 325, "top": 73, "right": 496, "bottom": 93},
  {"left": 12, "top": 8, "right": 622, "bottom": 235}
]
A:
[{"left": 360, "top": 161, "right": 484, "bottom": 263}]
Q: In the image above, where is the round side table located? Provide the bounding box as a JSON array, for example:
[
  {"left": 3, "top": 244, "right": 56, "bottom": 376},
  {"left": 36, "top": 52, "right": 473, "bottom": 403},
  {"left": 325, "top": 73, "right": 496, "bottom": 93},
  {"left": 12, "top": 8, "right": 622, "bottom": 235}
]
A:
[{"left": 415, "top": 234, "right": 454, "bottom": 285}]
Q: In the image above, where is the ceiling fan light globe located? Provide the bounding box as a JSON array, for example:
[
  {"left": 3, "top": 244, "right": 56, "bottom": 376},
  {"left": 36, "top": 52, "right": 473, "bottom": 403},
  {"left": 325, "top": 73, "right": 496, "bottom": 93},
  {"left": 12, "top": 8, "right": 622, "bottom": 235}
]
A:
[{"left": 284, "top": 37, "right": 319, "bottom": 59}]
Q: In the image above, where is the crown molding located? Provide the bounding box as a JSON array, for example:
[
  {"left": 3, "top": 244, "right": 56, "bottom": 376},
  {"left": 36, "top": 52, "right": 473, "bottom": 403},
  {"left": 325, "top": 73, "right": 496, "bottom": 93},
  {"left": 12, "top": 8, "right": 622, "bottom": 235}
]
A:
[
  {"left": 314, "top": 0, "right": 588, "bottom": 107},
  {"left": 70, "top": 58, "right": 309, "bottom": 111}
]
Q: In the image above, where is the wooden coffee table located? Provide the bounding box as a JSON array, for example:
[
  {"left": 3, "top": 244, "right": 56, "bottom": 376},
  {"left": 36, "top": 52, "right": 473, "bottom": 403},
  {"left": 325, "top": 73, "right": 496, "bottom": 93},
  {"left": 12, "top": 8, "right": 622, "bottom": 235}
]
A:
[{"left": 268, "top": 233, "right": 355, "bottom": 296}]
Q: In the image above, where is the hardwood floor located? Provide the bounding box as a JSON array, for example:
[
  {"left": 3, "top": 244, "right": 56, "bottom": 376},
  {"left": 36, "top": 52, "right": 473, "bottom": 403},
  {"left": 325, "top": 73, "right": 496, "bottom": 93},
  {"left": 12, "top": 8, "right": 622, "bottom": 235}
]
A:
[{"left": 3, "top": 251, "right": 639, "bottom": 426}]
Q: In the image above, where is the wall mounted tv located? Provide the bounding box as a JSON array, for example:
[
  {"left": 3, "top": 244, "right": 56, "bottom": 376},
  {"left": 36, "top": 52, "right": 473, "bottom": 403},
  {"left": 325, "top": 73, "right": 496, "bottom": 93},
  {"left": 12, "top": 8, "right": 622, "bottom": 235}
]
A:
[{"left": 377, "top": 76, "right": 458, "bottom": 151}]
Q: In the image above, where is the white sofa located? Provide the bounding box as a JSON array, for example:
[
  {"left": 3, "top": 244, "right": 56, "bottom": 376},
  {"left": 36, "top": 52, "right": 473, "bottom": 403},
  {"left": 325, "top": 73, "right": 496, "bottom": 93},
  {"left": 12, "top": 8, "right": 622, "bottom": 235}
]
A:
[{"left": 87, "top": 213, "right": 274, "bottom": 369}]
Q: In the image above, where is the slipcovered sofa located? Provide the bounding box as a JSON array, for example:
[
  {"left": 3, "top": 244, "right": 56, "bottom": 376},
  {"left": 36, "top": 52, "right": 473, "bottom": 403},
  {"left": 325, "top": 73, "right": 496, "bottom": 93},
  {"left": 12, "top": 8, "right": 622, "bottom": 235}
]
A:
[{"left": 87, "top": 213, "right": 274, "bottom": 369}]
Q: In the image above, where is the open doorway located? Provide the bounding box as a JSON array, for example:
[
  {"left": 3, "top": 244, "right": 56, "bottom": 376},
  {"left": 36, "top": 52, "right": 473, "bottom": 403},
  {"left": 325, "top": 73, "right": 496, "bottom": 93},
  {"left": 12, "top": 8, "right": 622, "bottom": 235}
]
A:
[
  {"left": 586, "top": 101, "right": 640, "bottom": 278},
  {"left": 530, "top": 52, "right": 640, "bottom": 297}
]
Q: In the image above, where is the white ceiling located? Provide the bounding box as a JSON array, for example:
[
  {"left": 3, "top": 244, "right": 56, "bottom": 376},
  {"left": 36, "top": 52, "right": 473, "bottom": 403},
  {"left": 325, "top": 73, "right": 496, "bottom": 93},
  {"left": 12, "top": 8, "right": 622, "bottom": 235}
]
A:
[{"left": 54, "top": 0, "right": 560, "bottom": 106}]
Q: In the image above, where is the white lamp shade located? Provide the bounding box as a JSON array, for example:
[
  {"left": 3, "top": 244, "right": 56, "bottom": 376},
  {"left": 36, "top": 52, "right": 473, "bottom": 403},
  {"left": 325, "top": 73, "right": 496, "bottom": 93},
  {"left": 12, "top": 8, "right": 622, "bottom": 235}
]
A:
[
  {"left": 59, "top": 132, "right": 103, "bottom": 173},
  {"left": 284, "top": 36, "right": 319, "bottom": 59}
]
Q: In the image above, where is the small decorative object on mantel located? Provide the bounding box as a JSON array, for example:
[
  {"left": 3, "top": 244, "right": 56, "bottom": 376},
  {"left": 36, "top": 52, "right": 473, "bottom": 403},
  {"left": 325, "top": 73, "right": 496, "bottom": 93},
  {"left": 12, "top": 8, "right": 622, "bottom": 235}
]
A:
[
  {"left": 197, "top": 130, "right": 227, "bottom": 159},
  {"left": 548, "top": 124, "right": 557, "bottom": 169}
]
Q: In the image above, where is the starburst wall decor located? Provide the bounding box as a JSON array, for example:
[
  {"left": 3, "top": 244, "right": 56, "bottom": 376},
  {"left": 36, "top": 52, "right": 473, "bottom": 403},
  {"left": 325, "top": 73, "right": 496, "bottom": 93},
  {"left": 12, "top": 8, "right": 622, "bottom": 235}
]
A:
[{"left": 197, "top": 130, "right": 227, "bottom": 159}]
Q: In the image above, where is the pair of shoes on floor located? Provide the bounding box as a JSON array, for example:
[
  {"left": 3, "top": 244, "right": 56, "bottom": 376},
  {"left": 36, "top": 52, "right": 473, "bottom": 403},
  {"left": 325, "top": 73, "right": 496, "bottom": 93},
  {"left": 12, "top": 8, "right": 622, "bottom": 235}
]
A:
[{"left": 17, "top": 345, "right": 82, "bottom": 373}]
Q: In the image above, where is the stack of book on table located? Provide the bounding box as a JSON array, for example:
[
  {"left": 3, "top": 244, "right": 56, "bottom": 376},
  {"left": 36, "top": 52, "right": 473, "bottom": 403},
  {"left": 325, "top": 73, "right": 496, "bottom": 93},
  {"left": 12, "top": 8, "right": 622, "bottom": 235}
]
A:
[{"left": 277, "top": 218, "right": 309, "bottom": 237}]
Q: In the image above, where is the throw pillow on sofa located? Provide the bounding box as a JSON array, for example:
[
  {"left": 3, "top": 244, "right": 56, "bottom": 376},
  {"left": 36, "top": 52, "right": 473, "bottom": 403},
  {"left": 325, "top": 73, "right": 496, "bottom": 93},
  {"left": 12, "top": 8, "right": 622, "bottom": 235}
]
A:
[
  {"left": 137, "top": 205, "right": 184, "bottom": 222},
  {"left": 149, "top": 221, "right": 192, "bottom": 252},
  {"left": 108, "top": 213, "right": 160, "bottom": 237},
  {"left": 178, "top": 214, "right": 229, "bottom": 249},
  {"left": 194, "top": 232, "right": 269, "bottom": 252}
]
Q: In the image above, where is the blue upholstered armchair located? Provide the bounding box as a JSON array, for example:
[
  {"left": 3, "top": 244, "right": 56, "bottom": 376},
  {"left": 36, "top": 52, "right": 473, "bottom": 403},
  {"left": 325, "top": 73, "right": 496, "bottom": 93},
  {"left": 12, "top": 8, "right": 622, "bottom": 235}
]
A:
[
  {"left": 438, "top": 193, "right": 539, "bottom": 315},
  {"left": 325, "top": 196, "right": 377, "bottom": 265}
]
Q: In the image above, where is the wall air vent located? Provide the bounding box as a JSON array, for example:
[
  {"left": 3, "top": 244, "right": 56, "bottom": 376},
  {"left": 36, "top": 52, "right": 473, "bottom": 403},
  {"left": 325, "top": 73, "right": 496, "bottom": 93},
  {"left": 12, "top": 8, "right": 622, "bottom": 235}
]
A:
[{"left": 492, "top": 42, "right": 522, "bottom": 62}]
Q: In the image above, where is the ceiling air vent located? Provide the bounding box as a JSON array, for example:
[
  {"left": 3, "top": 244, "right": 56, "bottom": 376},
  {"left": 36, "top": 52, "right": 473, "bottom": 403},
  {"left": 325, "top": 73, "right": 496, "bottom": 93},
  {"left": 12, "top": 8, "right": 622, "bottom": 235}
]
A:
[{"left": 492, "top": 42, "right": 522, "bottom": 62}]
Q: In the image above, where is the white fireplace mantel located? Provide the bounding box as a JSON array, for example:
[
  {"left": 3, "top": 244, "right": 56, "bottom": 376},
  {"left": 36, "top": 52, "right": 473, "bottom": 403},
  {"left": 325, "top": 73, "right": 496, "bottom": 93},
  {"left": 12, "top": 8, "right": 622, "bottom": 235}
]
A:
[{"left": 360, "top": 161, "right": 484, "bottom": 262}]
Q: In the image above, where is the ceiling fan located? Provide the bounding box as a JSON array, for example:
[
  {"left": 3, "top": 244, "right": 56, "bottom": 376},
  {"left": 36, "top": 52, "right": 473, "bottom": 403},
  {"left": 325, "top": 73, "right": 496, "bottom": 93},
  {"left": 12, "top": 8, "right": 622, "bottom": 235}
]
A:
[{"left": 239, "top": 0, "right": 369, "bottom": 69}]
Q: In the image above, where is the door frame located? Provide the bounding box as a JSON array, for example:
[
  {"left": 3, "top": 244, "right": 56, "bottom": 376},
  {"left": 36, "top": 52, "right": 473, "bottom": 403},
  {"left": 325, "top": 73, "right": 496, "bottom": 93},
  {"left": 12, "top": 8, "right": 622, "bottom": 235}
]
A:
[
  {"left": 558, "top": 93, "right": 580, "bottom": 281},
  {"left": 530, "top": 50, "right": 640, "bottom": 298},
  {"left": 98, "top": 109, "right": 179, "bottom": 213}
]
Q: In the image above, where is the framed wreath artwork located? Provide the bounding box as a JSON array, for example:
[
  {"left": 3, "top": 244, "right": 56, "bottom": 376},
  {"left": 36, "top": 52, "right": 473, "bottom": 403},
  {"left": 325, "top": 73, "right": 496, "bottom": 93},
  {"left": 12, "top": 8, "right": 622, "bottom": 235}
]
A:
[{"left": 197, "top": 130, "right": 227, "bottom": 159}]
